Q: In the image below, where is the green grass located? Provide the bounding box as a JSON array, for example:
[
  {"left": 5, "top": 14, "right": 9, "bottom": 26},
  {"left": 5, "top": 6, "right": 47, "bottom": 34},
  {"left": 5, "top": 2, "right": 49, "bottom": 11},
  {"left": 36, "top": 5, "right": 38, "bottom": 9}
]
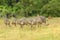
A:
[{"left": 0, "top": 18, "right": 60, "bottom": 40}]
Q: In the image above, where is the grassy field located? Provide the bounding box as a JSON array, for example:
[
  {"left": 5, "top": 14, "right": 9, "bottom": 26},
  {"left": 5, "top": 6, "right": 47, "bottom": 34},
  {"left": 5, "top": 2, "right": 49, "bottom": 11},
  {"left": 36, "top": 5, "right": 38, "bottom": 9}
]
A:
[{"left": 0, "top": 18, "right": 60, "bottom": 40}]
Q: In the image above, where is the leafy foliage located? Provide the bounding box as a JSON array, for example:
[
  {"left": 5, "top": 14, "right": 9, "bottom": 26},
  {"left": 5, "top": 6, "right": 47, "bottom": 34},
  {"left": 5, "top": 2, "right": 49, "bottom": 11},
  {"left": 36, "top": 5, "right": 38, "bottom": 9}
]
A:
[{"left": 0, "top": 0, "right": 60, "bottom": 18}]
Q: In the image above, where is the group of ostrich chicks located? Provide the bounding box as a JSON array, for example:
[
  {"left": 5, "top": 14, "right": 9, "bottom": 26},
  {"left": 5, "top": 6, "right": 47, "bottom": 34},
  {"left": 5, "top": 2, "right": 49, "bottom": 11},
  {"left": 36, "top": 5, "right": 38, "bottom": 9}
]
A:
[{"left": 4, "top": 15, "right": 50, "bottom": 29}]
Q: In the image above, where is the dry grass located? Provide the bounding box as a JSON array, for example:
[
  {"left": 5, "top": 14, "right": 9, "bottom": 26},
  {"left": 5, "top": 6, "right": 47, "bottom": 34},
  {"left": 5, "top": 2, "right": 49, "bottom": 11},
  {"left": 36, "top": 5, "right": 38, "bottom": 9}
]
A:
[{"left": 0, "top": 17, "right": 60, "bottom": 40}]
